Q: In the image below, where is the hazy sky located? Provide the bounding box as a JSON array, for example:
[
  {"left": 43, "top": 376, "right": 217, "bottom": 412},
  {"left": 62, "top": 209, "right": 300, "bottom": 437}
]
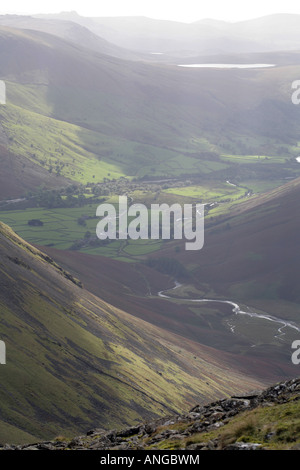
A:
[{"left": 1, "top": 0, "right": 300, "bottom": 23}]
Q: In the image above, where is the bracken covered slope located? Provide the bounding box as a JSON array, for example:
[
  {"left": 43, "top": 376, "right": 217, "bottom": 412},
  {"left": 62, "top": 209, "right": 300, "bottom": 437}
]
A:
[{"left": 0, "top": 222, "right": 264, "bottom": 445}]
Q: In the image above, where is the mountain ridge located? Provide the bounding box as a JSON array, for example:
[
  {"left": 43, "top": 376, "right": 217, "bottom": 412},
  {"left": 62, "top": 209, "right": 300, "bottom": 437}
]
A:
[
  {"left": 34, "top": 12, "right": 300, "bottom": 54},
  {"left": 0, "top": 15, "right": 145, "bottom": 61}
]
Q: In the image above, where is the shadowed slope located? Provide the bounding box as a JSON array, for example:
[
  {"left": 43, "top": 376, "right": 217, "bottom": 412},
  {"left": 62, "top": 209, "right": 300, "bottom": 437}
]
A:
[{"left": 0, "top": 222, "right": 264, "bottom": 444}]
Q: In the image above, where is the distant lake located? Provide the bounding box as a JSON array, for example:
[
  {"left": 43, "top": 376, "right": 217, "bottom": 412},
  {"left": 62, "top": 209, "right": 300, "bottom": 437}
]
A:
[{"left": 177, "top": 64, "right": 276, "bottom": 69}]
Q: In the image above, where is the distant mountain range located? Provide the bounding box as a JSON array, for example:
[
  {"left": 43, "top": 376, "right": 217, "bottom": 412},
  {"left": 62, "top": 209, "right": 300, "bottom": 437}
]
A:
[{"left": 32, "top": 12, "right": 300, "bottom": 55}]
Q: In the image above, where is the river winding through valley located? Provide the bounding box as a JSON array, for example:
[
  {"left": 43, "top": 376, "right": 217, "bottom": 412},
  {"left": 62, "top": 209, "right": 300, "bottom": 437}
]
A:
[{"left": 158, "top": 282, "right": 300, "bottom": 340}]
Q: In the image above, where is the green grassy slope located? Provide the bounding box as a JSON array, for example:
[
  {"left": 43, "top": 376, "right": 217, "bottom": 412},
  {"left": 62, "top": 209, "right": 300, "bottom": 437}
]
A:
[
  {"left": 8, "top": 376, "right": 300, "bottom": 451},
  {"left": 136, "top": 378, "right": 300, "bottom": 451},
  {"left": 1, "top": 26, "right": 300, "bottom": 197},
  {"left": 0, "top": 222, "right": 264, "bottom": 444}
]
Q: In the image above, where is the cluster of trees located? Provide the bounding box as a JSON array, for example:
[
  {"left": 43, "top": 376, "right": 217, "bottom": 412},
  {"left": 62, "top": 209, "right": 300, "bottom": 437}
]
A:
[
  {"left": 27, "top": 185, "right": 105, "bottom": 209},
  {"left": 27, "top": 219, "right": 44, "bottom": 227},
  {"left": 69, "top": 236, "right": 110, "bottom": 251},
  {"left": 143, "top": 257, "right": 189, "bottom": 280}
]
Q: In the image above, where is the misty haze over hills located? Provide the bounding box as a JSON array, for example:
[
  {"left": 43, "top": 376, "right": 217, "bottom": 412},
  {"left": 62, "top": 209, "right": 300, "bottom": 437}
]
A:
[{"left": 32, "top": 12, "right": 300, "bottom": 55}]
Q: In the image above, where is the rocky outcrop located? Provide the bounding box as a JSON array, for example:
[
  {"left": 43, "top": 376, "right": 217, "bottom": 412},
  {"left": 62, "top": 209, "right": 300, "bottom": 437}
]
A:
[{"left": 1, "top": 377, "right": 300, "bottom": 451}]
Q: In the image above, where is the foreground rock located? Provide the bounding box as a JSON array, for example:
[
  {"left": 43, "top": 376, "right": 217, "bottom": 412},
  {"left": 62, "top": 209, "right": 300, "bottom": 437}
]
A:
[{"left": 1, "top": 377, "right": 300, "bottom": 451}]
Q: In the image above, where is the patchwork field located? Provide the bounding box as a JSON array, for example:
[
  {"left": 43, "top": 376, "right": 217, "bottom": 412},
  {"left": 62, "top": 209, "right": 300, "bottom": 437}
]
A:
[{"left": 0, "top": 203, "right": 167, "bottom": 261}]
